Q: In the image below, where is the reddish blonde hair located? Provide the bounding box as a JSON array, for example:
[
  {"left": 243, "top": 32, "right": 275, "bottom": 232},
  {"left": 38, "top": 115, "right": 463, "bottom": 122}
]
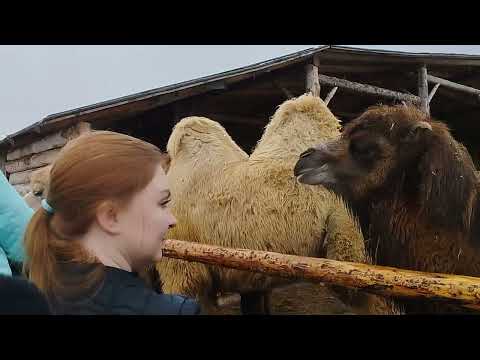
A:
[{"left": 24, "top": 130, "right": 169, "bottom": 299}]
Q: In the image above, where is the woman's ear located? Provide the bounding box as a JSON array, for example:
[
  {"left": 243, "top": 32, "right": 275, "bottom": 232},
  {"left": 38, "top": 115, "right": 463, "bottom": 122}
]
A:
[{"left": 95, "top": 200, "right": 121, "bottom": 235}]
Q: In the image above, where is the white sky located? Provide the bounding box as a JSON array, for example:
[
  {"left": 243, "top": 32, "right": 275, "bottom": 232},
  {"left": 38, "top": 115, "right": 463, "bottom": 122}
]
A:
[{"left": 1, "top": 45, "right": 479, "bottom": 137}]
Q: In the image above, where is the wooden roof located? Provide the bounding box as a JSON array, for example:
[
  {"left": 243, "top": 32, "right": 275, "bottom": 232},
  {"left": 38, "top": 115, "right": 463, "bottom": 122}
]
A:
[{"left": 3, "top": 45, "right": 480, "bottom": 151}]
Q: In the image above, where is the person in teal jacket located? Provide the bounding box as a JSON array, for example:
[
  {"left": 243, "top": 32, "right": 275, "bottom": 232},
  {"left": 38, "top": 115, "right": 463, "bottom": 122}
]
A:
[{"left": 0, "top": 171, "right": 33, "bottom": 276}]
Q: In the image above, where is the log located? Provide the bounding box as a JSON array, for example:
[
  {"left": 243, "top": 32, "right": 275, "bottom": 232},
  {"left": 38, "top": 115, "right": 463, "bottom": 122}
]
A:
[
  {"left": 418, "top": 65, "right": 430, "bottom": 114},
  {"left": 5, "top": 148, "right": 60, "bottom": 174},
  {"left": 324, "top": 87, "right": 338, "bottom": 106},
  {"left": 162, "top": 239, "right": 480, "bottom": 310},
  {"left": 317, "top": 74, "right": 421, "bottom": 104},
  {"left": 427, "top": 74, "right": 480, "bottom": 97},
  {"left": 428, "top": 83, "right": 441, "bottom": 104},
  {"left": 305, "top": 64, "right": 320, "bottom": 97},
  {"left": 7, "top": 121, "right": 91, "bottom": 161}
]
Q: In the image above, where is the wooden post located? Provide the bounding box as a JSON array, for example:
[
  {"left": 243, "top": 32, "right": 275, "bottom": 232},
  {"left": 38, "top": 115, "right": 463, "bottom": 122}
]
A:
[
  {"left": 162, "top": 239, "right": 480, "bottom": 310},
  {"left": 418, "top": 65, "right": 430, "bottom": 115},
  {"left": 305, "top": 64, "right": 320, "bottom": 97},
  {"left": 324, "top": 87, "right": 338, "bottom": 106},
  {"left": 428, "top": 83, "right": 441, "bottom": 104}
]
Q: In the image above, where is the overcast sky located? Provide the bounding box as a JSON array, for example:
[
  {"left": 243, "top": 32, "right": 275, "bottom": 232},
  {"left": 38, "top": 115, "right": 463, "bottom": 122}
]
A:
[{"left": 1, "top": 45, "right": 480, "bottom": 137}]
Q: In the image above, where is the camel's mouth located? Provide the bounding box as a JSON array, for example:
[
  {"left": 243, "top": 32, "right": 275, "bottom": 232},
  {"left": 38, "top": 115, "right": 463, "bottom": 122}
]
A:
[
  {"left": 294, "top": 153, "right": 336, "bottom": 186},
  {"left": 295, "top": 164, "right": 337, "bottom": 186}
]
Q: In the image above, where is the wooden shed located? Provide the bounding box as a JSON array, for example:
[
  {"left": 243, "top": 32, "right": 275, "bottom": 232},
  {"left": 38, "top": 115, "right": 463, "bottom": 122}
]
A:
[{"left": 2, "top": 45, "right": 480, "bottom": 196}]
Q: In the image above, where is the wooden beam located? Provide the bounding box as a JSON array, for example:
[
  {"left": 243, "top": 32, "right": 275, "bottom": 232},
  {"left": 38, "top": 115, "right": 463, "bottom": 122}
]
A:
[
  {"left": 427, "top": 74, "right": 480, "bottom": 98},
  {"left": 317, "top": 74, "right": 421, "bottom": 104},
  {"left": 324, "top": 87, "right": 338, "bottom": 106},
  {"left": 419, "top": 79, "right": 480, "bottom": 108},
  {"left": 428, "top": 83, "right": 441, "bottom": 104},
  {"left": 162, "top": 239, "right": 480, "bottom": 310},
  {"left": 205, "top": 81, "right": 227, "bottom": 91},
  {"left": 7, "top": 131, "right": 67, "bottom": 161},
  {"left": 418, "top": 65, "right": 430, "bottom": 114},
  {"left": 8, "top": 168, "right": 40, "bottom": 186},
  {"left": 7, "top": 122, "right": 91, "bottom": 161},
  {"left": 305, "top": 64, "right": 320, "bottom": 97},
  {"left": 5, "top": 147, "right": 60, "bottom": 174}
]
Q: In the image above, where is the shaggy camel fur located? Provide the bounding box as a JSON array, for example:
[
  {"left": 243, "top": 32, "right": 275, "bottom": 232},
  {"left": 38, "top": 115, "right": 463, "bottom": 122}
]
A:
[
  {"left": 156, "top": 94, "right": 398, "bottom": 315},
  {"left": 294, "top": 104, "right": 480, "bottom": 313}
]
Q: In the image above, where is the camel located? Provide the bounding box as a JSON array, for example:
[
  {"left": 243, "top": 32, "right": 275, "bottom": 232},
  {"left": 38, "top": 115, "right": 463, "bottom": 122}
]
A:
[
  {"left": 155, "top": 94, "right": 399, "bottom": 315},
  {"left": 294, "top": 104, "right": 480, "bottom": 313}
]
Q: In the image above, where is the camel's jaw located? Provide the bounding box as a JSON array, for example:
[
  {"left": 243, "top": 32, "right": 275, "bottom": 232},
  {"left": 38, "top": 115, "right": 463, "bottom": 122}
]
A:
[
  {"left": 294, "top": 151, "right": 337, "bottom": 186},
  {"left": 295, "top": 163, "right": 337, "bottom": 186}
]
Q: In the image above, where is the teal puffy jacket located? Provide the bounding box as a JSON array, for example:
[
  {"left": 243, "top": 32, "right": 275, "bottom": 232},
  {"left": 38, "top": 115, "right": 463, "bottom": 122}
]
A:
[{"left": 0, "top": 172, "right": 33, "bottom": 275}]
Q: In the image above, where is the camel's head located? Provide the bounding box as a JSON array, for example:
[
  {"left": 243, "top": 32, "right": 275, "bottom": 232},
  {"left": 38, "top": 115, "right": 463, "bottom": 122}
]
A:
[{"left": 294, "top": 104, "right": 436, "bottom": 201}]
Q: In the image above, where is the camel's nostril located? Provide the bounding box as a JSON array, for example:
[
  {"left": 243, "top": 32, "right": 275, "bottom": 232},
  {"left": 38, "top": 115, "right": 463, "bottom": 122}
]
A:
[
  {"left": 33, "top": 191, "right": 43, "bottom": 197},
  {"left": 300, "top": 148, "right": 315, "bottom": 158}
]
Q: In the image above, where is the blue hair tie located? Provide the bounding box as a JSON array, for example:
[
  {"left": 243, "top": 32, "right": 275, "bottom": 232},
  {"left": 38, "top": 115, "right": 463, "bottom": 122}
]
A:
[{"left": 41, "top": 199, "right": 55, "bottom": 214}]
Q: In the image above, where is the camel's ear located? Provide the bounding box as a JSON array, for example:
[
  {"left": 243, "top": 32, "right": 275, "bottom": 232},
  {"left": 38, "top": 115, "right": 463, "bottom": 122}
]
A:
[{"left": 403, "top": 121, "right": 432, "bottom": 143}]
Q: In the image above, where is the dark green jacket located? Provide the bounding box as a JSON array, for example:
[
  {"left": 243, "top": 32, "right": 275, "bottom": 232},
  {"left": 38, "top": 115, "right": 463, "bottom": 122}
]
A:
[{"left": 51, "top": 265, "right": 201, "bottom": 315}]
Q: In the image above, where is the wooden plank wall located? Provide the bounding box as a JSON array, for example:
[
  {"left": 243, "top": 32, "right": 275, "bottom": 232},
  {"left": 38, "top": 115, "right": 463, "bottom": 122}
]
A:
[{"left": 7, "top": 122, "right": 91, "bottom": 196}]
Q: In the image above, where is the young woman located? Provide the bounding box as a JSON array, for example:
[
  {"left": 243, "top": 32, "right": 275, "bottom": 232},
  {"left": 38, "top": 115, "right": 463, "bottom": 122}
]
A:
[{"left": 24, "top": 130, "right": 200, "bottom": 315}]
